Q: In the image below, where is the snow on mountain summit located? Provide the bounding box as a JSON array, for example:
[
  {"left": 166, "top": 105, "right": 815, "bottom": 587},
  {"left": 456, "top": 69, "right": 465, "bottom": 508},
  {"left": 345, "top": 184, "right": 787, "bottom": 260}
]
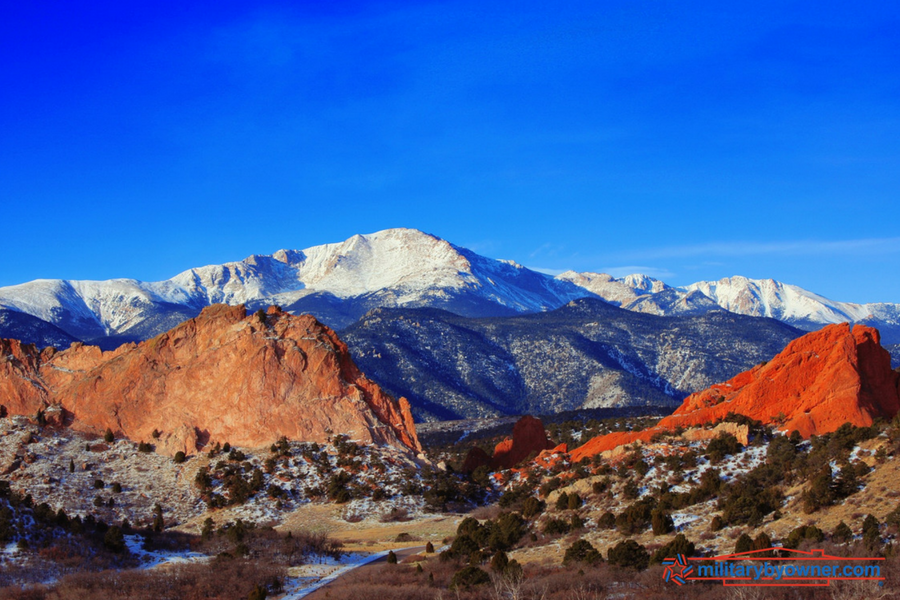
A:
[
  {"left": 555, "top": 271, "right": 671, "bottom": 307},
  {"left": 2, "top": 228, "right": 899, "bottom": 347},
  {"left": 0, "top": 228, "right": 592, "bottom": 344},
  {"left": 684, "top": 276, "right": 872, "bottom": 324},
  {"left": 283, "top": 228, "right": 477, "bottom": 298},
  {"left": 558, "top": 271, "right": 900, "bottom": 343},
  {"left": 149, "top": 228, "right": 583, "bottom": 310}
]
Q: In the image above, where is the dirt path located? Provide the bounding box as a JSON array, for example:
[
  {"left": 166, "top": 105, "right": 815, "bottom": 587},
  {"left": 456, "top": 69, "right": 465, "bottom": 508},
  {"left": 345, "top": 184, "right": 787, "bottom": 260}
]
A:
[{"left": 297, "top": 545, "right": 427, "bottom": 600}]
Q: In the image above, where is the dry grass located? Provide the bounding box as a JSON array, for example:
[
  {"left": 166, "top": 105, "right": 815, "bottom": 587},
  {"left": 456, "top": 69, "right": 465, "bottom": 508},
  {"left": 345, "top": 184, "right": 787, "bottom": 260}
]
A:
[
  {"left": 0, "top": 559, "right": 282, "bottom": 600},
  {"left": 303, "top": 552, "right": 900, "bottom": 600},
  {"left": 276, "top": 502, "right": 460, "bottom": 552}
]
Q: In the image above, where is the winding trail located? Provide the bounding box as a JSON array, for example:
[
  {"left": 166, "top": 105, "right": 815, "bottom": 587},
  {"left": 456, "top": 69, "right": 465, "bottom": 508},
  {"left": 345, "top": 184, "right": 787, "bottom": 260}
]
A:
[{"left": 285, "top": 545, "right": 426, "bottom": 599}]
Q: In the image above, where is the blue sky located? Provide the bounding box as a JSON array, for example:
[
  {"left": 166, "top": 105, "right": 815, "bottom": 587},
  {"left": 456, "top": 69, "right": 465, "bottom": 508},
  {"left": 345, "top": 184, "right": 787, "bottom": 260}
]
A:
[{"left": 2, "top": 1, "right": 899, "bottom": 303}]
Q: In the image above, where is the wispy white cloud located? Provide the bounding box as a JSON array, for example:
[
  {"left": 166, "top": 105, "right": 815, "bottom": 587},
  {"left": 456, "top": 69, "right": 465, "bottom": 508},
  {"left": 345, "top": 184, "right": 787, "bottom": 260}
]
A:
[
  {"left": 529, "top": 242, "right": 566, "bottom": 259},
  {"left": 626, "top": 237, "right": 900, "bottom": 260}
]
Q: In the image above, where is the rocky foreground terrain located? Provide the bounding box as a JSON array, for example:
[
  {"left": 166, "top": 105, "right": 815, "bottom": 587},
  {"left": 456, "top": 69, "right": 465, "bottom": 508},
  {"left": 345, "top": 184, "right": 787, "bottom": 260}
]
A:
[
  {"left": 0, "top": 416, "right": 425, "bottom": 538},
  {"left": 3, "top": 315, "right": 900, "bottom": 599}
]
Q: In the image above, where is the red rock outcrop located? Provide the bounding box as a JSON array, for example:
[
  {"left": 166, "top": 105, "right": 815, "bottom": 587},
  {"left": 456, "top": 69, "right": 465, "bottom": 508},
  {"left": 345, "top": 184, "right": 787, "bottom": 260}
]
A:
[
  {"left": 571, "top": 324, "right": 900, "bottom": 462},
  {"left": 0, "top": 305, "right": 421, "bottom": 456},
  {"left": 492, "top": 416, "right": 556, "bottom": 469},
  {"left": 460, "top": 416, "right": 556, "bottom": 472}
]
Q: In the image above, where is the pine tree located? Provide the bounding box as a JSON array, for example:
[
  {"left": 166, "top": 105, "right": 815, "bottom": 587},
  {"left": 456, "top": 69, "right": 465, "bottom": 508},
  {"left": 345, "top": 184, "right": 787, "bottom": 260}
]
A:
[
  {"left": 153, "top": 504, "right": 164, "bottom": 532},
  {"left": 750, "top": 532, "right": 774, "bottom": 557},
  {"left": 833, "top": 521, "right": 853, "bottom": 544},
  {"left": 863, "top": 515, "right": 880, "bottom": 545},
  {"left": 104, "top": 526, "right": 125, "bottom": 553},
  {"left": 567, "top": 493, "right": 582, "bottom": 510},
  {"left": 490, "top": 550, "right": 509, "bottom": 572},
  {"left": 651, "top": 509, "right": 673, "bottom": 535},
  {"left": 607, "top": 539, "right": 649, "bottom": 570},
  {"left": 651, "top": 534, "right": 695, "bottom": 565},
  {"left": 563, "top": 539, "right": 601, "bottom": 565},
  {"left": 201, "top": 517, "right": 214, "bottom": 540}
]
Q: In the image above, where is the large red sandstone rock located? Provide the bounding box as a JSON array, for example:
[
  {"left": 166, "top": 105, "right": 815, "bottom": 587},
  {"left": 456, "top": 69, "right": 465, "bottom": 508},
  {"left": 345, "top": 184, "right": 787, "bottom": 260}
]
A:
[
  {"left": 571, "top": 324, "right": 900, "bottom": 462},
  {"left": 491, "top": 415, "right": 556, "bottom": 470},
  {"left": 0, "top": 305, "right": 421, "bottom": 456},
  {"left": 460, "top": 416, "right": 556, "bottom": 472}
]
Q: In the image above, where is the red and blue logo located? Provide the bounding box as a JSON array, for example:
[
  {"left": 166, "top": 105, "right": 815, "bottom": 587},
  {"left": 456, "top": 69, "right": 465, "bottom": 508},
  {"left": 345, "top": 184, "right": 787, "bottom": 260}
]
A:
[{"left": 662, "top": 554, "right": 694, "bottom": 585}]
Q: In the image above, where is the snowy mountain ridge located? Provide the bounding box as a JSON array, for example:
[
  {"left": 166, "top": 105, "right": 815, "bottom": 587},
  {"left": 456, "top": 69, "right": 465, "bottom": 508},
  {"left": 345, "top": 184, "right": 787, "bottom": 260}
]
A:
[
  {"left": 0, "top": 228, "right": 588, "bottom": 344},
  {"left": 1, "top": 227, "right": 898, "bottom": 346},
  {"left": 558, "top": 271, "right": 900, "bottom": 342}
]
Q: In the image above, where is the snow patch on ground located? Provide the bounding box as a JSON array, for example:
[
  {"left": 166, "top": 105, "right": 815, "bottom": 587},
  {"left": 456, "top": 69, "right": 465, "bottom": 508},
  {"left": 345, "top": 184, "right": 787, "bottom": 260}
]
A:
[
  {"left": 0, "top": 416, "right": 423, "bottom": 533},
  {"left": 671, "top": 510, "right": 702, "bottom": 531},
  {"left": 123, "top": 535, "right": 210, "bottom": 569},
  {"left": 281, "top": 549, "right": 399, "bottom": 599}
]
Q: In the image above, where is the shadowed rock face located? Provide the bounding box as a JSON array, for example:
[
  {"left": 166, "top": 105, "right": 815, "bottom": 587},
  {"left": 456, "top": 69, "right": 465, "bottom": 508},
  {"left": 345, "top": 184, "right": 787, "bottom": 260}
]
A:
[
  {"left": 462, "top": 415, "right": 555, "bottom": 471},
  {"left": 492, "top": 415, "right": 556, "bottom": 470},
  {"left": 0, "top": 304, "right": 420, "bottom": 456},
  {"left": 571, "top": 324, "right": 900, "bottom": 461}
]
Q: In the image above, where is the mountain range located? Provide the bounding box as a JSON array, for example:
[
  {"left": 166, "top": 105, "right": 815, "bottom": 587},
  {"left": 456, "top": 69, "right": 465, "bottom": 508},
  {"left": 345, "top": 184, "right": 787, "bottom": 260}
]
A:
[
  {"left": 557, "top": 271, "right": 900, "bottom": 341},
  {"left": 0, "top": 229, "right": 586, "bottom": 347},
  {"left": 1, "top": 228, "right": 896, "bottom": 350},
  {"left": 1, "top": 228, "right": 898, "bottom": 420},
  {"left": 341, "top": 299, "right": 801, "bottom": 420}
]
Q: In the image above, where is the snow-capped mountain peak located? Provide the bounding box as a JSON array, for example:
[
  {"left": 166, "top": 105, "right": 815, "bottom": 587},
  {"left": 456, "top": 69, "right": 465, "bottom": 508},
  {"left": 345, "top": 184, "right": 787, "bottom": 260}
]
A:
[
  {"left": 2, "top": 229, "right": 899, "bottom": 348},
  {"left": 683, "top": 276, "right": 874, "bottom": 325},
  {"left": 0, "top": 228, "right": 591, "bottom": 344},
  {"left": 557, "top": 271, "right": 900, "bottom": 343},
  {"left": 554, "top": 271, "right": 671, "bottom": 307}
]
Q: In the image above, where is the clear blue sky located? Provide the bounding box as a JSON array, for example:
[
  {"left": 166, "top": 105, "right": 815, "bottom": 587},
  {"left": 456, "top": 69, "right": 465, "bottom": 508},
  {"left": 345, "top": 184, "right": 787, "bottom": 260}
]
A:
[{"left": 2, "top": 2, "right": 899, "bottom": 303}]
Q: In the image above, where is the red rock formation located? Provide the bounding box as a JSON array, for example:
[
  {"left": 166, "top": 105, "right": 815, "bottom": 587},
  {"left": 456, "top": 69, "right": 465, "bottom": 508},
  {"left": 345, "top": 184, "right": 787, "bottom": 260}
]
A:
[
  {"left": 491, "top": 415, "right": 556, "bottom": 470},
  {"left": 0, "top": 305, "right": 421, "bottom": 456},
  {"left": 460, "top": 416, "right": 556, "bottom": 472},
  {"left": 571, "top": 324, "right": 900, "bottom": 462},
  {"left": 534, "top": 443, "right": 568, "bottom": 469}
]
